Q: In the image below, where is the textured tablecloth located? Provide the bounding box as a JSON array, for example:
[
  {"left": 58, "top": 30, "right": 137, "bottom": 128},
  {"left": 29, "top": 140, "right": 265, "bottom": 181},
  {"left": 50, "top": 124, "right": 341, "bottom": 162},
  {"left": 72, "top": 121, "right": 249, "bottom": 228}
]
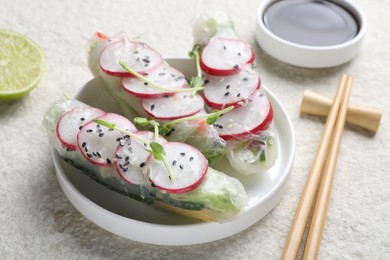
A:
[{"left": 1, "top": 0, "right": 389, "bottom": 259}]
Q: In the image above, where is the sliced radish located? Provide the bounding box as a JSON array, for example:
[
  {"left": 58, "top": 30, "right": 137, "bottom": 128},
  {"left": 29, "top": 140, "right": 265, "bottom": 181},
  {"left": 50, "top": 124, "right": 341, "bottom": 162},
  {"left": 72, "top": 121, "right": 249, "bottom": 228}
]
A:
[
  {"left": 99, "top": 38, "right": 163, "bottom": 77},
  {"left": 141, "top": 92, "right": 204, "bottom": 120},
  {"left": 203, "top": 64, "right": 261, "bottom": 109},
  {"left": 213, "top": 90, "right": 273, "bottom": 140},
  {"left": 115, "top": 131, "right": 167, "bottom": 185},
  {"left": 148, "top": 142, "right": 208, "bottom": 194},
  {"left": 77, "top": 113, "right": 137, "bottom": 166},
  {"left": 200, "top": 37, "right": 255, "bottom": 76},
  {"left": 56, "top": 106, "right": 105, "bottom": 151},
  {"left": 121, "top": 63, "right": 186, "bottom": 98}
]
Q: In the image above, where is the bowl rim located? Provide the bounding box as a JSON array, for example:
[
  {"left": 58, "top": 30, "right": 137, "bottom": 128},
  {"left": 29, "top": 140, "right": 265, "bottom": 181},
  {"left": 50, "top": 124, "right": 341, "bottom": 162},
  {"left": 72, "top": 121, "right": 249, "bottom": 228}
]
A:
[{"left": 257, "top": 0, "right": 367, "bottom": 51}]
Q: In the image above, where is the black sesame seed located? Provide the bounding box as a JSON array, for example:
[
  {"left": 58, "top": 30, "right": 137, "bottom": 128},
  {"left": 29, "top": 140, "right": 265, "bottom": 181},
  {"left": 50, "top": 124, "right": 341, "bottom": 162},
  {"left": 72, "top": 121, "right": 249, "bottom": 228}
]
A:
[
  {"left": 218, "top": 125, "right": 224, "bottom": 129},
  {"left": 116, "top": 153, "right": 122, "bottom": 159},
  {"left": 144, "top": 82, "right": 148, "bottom": 86},
  {"left": 243, "top": 77, "right": 249, "bottom": 81},
  {"left": 179, "top": 164, "right": 184, "bottom": 170},
  {"left": 224, "top": 92, "right": 230, "bottom": 96},
  {"left": 108, "top": 128, "right": 114, "bottom": 131},
  {"left": 97, "top": 128, "right": 103, "bottom": 133},
  {"left": 162, "top": 94, "right": 169, "bottom": 98},
  {"left": 172, "top": 160, "right": 177, "bottom": 166},
  {"left": 233, "top": 64, "right": 239, "bottom": 69},
  {"left": 80, "top": 117, "right": 85, "bottom": 121},
  {"left": 139, "top": 162, "right": 146, "bottom": 168},
  {"left": 96, "top": 152, "right": 101, "bottom": 158},
  {"left": 106, "top": 158, "right": 112, "bottom": 164},
  {"left": 125, "top": 156, "right": 130, "bottom": 161},
  {"left": 159, "top": 72, "right": 165, "bottom": 76},
  {"left": 226, "top": 85, "right": 230, "bottom": 89},
  {"left": 99, "top": 133, "right": 104, "bottom": 137},
  {"left": 189, "top": 157, "right": 194, "bottom": 161},
  {"left": 223, "top": 45, "right": 227, "bottom": 50},
  {"left": 87, "top": 153, "right": 93, "bottom": 158},
  {"left": 204, "top": 79, "right": 209, "bottom": 84},
  {"left": 86, "top": 129, "right": 93, "bottom": 133},
  {"left": 237, "top": 93, "right": 241, "bottom": 98},
  {"left": 123, "top": 167, "right": 128, "bottom": 173},
  {"left": 180, "top": 152, "right": 185, "bottom": 156},
  {"left": 116, "top": 137, "right": 122, "bottom": 142},
  {"left": 96, "top": 124, "right": 100, "bottom": 128},
  {"left": 79, "top": 126, "right": 83, "bottom": 130},
  {"left": 150, "top": 104, "right": 155, "bottom": 111},
  {"left": 82, "top": 142, "right": 87, "bottom": 148},
  {"left": 238, "top": 52, "right": 241, "bottom": 56}
]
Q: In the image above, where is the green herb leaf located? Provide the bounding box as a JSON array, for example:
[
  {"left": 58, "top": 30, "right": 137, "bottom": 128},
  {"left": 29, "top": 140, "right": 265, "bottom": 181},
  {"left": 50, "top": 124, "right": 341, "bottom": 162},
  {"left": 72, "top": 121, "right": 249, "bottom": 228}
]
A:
[
  {"left": 189, "top": 76, "right": 204, "bottom": 89},
  {"left": 150, "top": 141, "right": 165, "bottom": 156},
  {"left": 133, "top": 117, "right": 150, "bottom": 127},
  {"left": 159, "top": 125, "right": 173, "bottom": 136},
  {"left": 206, "top": 114, "right": 218, "bottom": 125}
]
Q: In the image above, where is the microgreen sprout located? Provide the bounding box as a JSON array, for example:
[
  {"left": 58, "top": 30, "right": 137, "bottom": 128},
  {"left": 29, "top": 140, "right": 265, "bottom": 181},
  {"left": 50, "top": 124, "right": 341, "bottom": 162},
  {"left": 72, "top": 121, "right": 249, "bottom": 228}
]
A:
[
  {"left": 119, "top": 61, "right": 203, "bottom": 94},
  {"left": 93, "top": 119, "right": 174, "bottom": 181},
  {"left": 188, "top": 44, "right": 205, "bottom": 95},
  {"left": 134, "top": 106, "right": 234, "bottom": 137}
]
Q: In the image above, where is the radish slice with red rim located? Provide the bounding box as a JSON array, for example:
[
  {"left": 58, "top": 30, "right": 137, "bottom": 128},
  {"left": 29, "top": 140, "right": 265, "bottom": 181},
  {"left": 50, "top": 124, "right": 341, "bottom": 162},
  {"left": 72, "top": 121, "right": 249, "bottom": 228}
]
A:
[
  {"left": 121, "top": 63, "right": 186, "bottom": 98},
  {"left": 77, "top": 113, "right": 137, "bottom": 166},
  {"left": 115, "top": 131, "right": 167, "bottom": 185},
  {"left": 99, "top": 39, "right": 163, "bottom": 77},
  {"left": 148, "top": 142, "right": 208, "bottom": 194},
  {"left": 213, "top": 90, "right": 273, "bottom": 140},
  {"left": 141, "top": 92, "right": 205, "bottom": 120},
  {"left": 200, "top": 37, "right": 255, "bottom": 76},
  {"left": 56, "top": 106, "right": 105, "bottom": 151},
  {"left": 203, "top": 64, "right": 261, "bottom": 109}
]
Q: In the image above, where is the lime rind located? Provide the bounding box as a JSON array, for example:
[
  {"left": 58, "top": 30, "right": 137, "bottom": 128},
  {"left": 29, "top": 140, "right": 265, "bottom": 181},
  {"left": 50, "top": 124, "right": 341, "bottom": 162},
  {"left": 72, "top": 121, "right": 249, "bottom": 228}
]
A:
[{"left": 0, "top": 30, "right": 45, "bottom": 100}]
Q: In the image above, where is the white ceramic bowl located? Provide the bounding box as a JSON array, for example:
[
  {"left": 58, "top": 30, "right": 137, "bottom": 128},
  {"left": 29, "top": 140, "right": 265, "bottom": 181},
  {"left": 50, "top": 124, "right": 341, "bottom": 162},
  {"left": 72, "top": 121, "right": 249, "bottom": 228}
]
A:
[
  {"left": 255, "top": 0, "right": 367, "bottom": 68},
  {"left": 52, "top": 58, "right": 295, "bottom": 245}
]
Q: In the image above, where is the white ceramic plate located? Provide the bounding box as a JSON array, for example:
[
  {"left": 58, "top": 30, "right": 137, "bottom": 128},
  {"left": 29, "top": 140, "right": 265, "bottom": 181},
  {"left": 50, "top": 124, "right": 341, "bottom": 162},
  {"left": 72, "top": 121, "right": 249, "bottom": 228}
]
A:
[{"left": 52, "top": 58, "right": 295, "bottom": 245}]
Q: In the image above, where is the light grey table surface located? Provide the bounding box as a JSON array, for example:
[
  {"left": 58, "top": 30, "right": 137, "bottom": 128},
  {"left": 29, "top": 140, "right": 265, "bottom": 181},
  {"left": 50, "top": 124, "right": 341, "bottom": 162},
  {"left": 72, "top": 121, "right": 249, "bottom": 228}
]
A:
[{"left": 1, "top": 0, "right": 389, "bottom": 259}]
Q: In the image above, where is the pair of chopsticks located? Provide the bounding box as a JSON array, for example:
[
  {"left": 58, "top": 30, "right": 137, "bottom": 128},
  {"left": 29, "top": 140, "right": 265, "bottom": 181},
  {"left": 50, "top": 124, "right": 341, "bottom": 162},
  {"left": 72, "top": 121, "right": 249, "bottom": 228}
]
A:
[{"left": 282, "top": 75, "right": 353, "bottom": 259}]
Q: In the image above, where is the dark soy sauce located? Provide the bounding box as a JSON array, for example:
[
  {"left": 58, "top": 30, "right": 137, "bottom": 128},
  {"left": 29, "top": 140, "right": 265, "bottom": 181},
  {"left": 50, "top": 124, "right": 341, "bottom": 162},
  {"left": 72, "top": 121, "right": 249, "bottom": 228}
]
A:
[{"left": 263, "top": 0, "right": 359, "bottom": 47}]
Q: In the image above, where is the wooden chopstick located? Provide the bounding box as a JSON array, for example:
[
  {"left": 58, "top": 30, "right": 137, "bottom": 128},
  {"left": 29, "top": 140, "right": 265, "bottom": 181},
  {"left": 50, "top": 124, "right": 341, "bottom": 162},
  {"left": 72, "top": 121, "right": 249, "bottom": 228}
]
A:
[
  {"left": 303, "top": 76, "right": 352, "bottom": 259},
  {"left": 281, "top": 75, "right": 350, "bottom": 260}
]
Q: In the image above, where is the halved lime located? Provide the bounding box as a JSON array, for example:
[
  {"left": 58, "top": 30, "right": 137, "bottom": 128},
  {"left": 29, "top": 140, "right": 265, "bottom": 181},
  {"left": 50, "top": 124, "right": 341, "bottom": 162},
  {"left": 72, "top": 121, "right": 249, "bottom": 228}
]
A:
[{"left": 0, "top": 30, "right": 45, "bottom": 100}]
